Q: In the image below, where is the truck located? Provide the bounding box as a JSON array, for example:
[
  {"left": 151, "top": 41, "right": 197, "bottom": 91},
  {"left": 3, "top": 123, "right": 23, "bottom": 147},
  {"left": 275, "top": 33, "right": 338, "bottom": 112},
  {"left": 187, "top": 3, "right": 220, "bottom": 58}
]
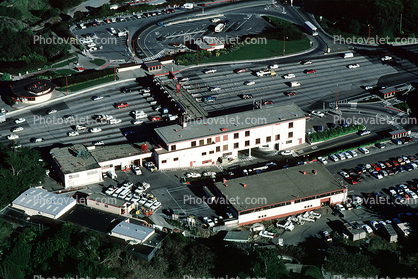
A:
[
  {"left": 382, "top": 224, "right": 398, "bottom": 243},
  {"left": 132, "top": 110, "right": 148, "bottom": 119},
  {"left": 0, "top": 113, "right": 6, "bottom": 123},
  {"left": 343, "top": 52, "right": 354, "bottom": 58},
  {"left": 214, "top": 23, "right": 225, "bottom": 33},
  {"left": 165, "top": 114, "right": 179, "bottom": 121},
  {"left": 290, "top": 81, "right": 301, "bottom": 87},
  {"left": 256, "top": 69, "right": 276, "bottom": 77}
]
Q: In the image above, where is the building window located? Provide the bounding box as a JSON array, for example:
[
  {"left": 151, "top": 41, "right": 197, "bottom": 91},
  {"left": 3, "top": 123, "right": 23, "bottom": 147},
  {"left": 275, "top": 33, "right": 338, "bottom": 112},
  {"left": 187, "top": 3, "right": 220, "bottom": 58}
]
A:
[
  {"left": 255, "top": 138, "right": 261, "bottom": 144},
  {"left": 191, "top": 141, "right": 196, "bottom": 147},
  {"left": 162, "top": 160, "right": 167, "bottom": 164},
  {"left": 234, "top": 142, "right": 239, "bottom": 149},
  {"left": 216, "top": 146, "right": 221, "bottom": 152},
  {"left": 288, "top": 132, "right": 293, "bottom": 138},
  {"left": 286, "top": 140, "right": 292, "bottom": 144},
  {"left": 234, "top": 133, "right": 239, "bottom": 139},
  {"left": 223, "top": 135, "right": 228, "bottom": 141},
  {"left": 171, "top": 145, "right": 176, "bottom": 151},
  {"left": 266, "top": 136, "right": 271, "bottom": 142},
  {"left": 245, "top": 131, "right": 250, "bottom": 137},
  {"left": 209, "top": 150, "right": 214, "bottom": 154},
  {"left": 207, "top": 138, "right": 212, "bottom": 144},
  {"left": 174, "top": 157, "right": 179, "bottom": 161},
  {"left": 275, "top": 134, "right": 280, "bottom": 141},
  {"left": 223, "top": 144, "right": 228, "bottom": 151},
  {"left": 202, "top": 152, "right": 207, "bottom": 156},
  {"left": 199, "top": 139, "right": 204, "bottom": 146},
  {"left": 289, "top": 122, "right": 294, "bottom": 128},
  {"left": 245, "top": 140, "right": 250, "bottom": 147},
  {"left": 215, "top": 136, "right": 220, "bottom": 143}
]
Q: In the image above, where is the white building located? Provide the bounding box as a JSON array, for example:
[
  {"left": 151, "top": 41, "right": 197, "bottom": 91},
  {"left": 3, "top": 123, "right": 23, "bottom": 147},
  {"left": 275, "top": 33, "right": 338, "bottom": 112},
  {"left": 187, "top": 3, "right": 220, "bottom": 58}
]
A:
[
  {"left": 110, "top": 219, "right": 155, "bottom": 244},
  {"left": 50, "top": 143, "right": 153, "bottom": 188},
  {"left": 153, "top": 103, "right": 307, "bottom": 169},
  {"left": 213, "top": 162, "right": 347, "bottom": 226},
  {"left": 12, "top": 188, "right": 76, "bottom": 219},
  {"left": 195, "top": 36, "right": 225, "bottom": 51}
]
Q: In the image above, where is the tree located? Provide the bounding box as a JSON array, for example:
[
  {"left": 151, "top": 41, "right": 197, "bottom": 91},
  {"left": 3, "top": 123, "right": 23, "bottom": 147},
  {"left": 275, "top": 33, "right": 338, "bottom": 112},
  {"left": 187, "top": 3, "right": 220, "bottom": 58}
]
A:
[{"left": 349, "top": 19, "right": 361, "bottom": 35}]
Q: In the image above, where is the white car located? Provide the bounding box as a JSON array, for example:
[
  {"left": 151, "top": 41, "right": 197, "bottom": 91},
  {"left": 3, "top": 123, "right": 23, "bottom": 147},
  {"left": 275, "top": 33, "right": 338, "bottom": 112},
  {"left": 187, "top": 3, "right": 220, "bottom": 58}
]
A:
[
  {"left": 281, "top": 150, "right": 292, "bottom": 156},
  {"left": 93, "top": 141, "right": 105, "bottom": 146},
  {"left": 203, "top": 69, "right": 217, "bottom": 74},
  {"left": 358, "top": 147, "right": 369, "bottom": 154},
  {"left": 348, "top": 150, "right": 358, "bottom": 157},
  {"left": 381, "top": 56, "right": 392, "bottom": 61},
  {"left": 301, "top": 60, "right": 312, "bottom": 65},
  {"left": 179, "top": 77, "right": 189, "bottom": 82},
  {"left": 46, "top": 109, "right": 57, "bottom": 114},
  {"left": 11, "top": 127, "right": 24, "bottom": 133},
  {"left": 336, "top": 153, "right": 346, "bottom": 160},
  {"left": 372, "top": 171, "right": 383, "bottom": 179},
  {"left": 362, "top": 224, "right": 373, "bottom": 234},
  {"left": 68, "top": 131, "right": 79, "bottom": 136},
  {"left": 339, "top": 171, "right": 349, "bottom": 178},
  {"left": 150, "top": 201, "right": 161, "bottom": 211},
  {"left": 131, "top": 119, "right": 143, "bottom": 125},
  {"left": 407, "top": 190, "right": 418, "bottom": 199},
  {"left": 364, "top": 85, "right": 373, "bottom": 90},
  {"left": 348, "top": 64, "right": 360, "bottom": 69},
  {"left": 144, "top": 199, "right": 156, "bottom": 208},
  {"left": 283, "top": 74, "right": 295, "bottom": 79},
  {"left": 14, "top": 118, "right": 26, "bottom": 124},
  {"left": 89, "top": 127, "right": 102, "bottom": 133},
  {"left": 7, "top": 134, "right": 19, "bottom": 140},
  {"left": 311, "top": 110, "right": 325, "bottom": 117},
  {"left": 132, "top": 165, "right": 142, "bottom": 175},
  {"left": 92, "top": 95, "right": 104, "bottom": 101},
  {"left": 209, "top": 87, "right": 221, "bottom": 91},
  {"left": 269, "top": 64, "right": 279, "bottom": 69},
  {"left": 336, "top": 203, "right": 345, "bottom": 211},
  {"left": 329, "top": 154, "right": 339, "bottom": 162},
  {"left": 344, "top": 152, "right": 352, "bottom": 159},
  {"left": 318, "top": 157, "right": 328, "bottom": 165},
  {"left": 244, "top": 81, "right": 256, "bottom": 85}
]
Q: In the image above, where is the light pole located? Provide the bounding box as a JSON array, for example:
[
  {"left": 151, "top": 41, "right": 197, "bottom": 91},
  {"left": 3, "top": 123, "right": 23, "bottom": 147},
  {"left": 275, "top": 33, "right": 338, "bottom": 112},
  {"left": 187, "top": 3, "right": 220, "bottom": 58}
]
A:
[
  {"left": 283, "top": 36, "right": 288, "bottom": 56},
  {"left": 336, "top": 84, "right": 339, "bottom": 111},
  {"left": 368, "top": 24, "right": 371, "bottom": 44}
]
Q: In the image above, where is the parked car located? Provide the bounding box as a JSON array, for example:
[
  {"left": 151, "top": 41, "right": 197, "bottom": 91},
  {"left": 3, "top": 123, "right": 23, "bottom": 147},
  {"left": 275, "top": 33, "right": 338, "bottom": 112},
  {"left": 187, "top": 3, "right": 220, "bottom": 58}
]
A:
[
  {"left": 322, "top": 231, "right": 332, "bottom": 242},
  {"left": 358, "top": 147, "right": 369, "bottom": 154},
  {"left": 362, "top": 224, "right": 373, "bottom": 234},
  {"left": 376, "top": 142, "right": 385, "bottom": 149},
  {"left": 339, "top": 171, "right": 349, "bottom": 178},
  {"left": 311, "top": 110, "right": 325, "bottom": 117}
]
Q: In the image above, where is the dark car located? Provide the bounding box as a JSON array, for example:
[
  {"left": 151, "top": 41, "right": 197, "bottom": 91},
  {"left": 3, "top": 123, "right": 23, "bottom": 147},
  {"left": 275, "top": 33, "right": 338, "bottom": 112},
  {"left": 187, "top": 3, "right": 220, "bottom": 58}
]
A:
[
  {"left": 284, "top": 91, "right": 297, "bottom": 96},
  {"left": 304, "top": 69, "right": 316, "bottom": 74},
  {"left": 376, "top": 142, "right": 385, "bottom": 149}
]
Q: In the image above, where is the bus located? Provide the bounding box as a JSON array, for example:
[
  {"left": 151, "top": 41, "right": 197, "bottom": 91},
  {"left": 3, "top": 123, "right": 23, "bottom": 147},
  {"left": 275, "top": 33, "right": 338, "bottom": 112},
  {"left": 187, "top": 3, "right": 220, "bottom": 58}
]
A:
[{"left": 304, "top": 21, "right": 318, "bottom": 36}]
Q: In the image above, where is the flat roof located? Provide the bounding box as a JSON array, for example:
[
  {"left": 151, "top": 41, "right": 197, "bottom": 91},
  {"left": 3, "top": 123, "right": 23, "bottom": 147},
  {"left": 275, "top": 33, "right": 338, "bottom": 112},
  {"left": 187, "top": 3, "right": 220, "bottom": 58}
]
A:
[
  {"left": 379, "top": 87, "right": 398, "bottom": 94},
  {"left": 12, "top": 188, "right": 75, "bottom": 217},
  {"left": 111, "top": 220, "right": 155, "bottom": 241},
  {"left": 224, "top": 231, "right": 251, "bottom": 242},
  {"left": 50, "top": 144, "right": 100, "bottom": 174},
  {"left": 155, "top": 103, "right": 306, "bottom": 145},
  {"left": 214, "top": 162, "right": 344, "bottom": 212},
  {"left": 144, "top": 60, "right": 163, "bottom": 68},
  {"left": 86, "top": 193, "right": 127, "bottom": 207},
  {"left": 88, "top": 142, "right": 154, "bottom": 163},
  {"left": 389, "top": 129, "right": 407, "bottom": 135}
]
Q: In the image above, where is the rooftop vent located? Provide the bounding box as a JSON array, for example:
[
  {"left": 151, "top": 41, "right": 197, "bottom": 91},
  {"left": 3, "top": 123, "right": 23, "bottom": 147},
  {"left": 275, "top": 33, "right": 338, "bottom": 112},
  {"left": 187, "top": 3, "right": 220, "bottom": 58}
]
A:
[{"left": 221, "top": 128, "right": 227, "bottom": 132}]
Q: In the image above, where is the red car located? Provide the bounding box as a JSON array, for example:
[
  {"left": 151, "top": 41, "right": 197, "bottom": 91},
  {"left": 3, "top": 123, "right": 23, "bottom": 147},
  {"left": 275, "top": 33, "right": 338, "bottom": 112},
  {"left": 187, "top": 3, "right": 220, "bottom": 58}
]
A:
[
  {"left": 372, "top": 164, "right": 380, "bottom": 172},
  {"left": 392, "top": 160, "right": 399, "bottom": 166},
  {"left": 346, "top": 177, "right": 358, "bottom": 185},
  {"left": 285, "top": 91, "right": 297, "bottom": 96},
  {"left": 151, "top": 116, "right": 161, "bottom": 121},
  {"left": 304, "top": 69, "right": 316, "bottom": 74},
  {"left": 262, "top": 100, "right": 274, "bottom": 105},
  {"left": 235, "top": 68, "right": 248, "bottom": 73},
  {"left": 115, "top": 102, "right": 129, "bottom": 108}
]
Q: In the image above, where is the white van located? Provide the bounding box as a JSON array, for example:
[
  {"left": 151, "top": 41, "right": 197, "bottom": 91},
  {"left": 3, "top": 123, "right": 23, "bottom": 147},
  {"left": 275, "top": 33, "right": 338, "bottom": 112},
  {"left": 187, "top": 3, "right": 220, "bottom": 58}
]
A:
[
  {"left": 290, "top": 81, "right": 301, "bottom": 87},
  {"left": 343, "top": 52, "right": 353, "bottom": 58},
  {"left": 107, "top": 170, "right": 117, "bottom": 179}
]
